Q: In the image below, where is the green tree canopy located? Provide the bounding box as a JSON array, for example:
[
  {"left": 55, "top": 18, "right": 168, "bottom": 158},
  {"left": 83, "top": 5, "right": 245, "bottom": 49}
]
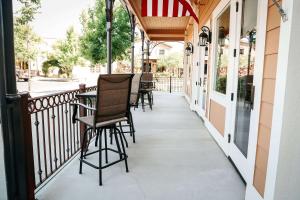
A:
[
  {"left": 14, "top": 0, "right": 41, "bottom": 67},
  {"left": 79, "top": 0, "right": 131, "bottom": 64},
  {"left": 157, "top": 52, "right": 183, "bottom": 69},
  {"left": 52, "top": 27, "right": 80, "bottom": 77}
]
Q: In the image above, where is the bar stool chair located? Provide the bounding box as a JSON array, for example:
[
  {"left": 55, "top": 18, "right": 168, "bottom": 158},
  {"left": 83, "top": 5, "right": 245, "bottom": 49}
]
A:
[
  {"left": 118, "top": 73, "right": 142, "bottom": 145},
  {"left": 72, "top": 74, "right": 133, "bottom": 186},
  {"left": 140, "top": 72, "right": 154, "bottom": 111}
]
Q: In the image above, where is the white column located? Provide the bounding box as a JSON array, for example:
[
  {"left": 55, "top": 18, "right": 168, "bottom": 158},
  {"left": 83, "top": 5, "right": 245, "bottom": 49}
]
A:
[{"left": 264, "top": 0, "right": 300, "bottom": 199}]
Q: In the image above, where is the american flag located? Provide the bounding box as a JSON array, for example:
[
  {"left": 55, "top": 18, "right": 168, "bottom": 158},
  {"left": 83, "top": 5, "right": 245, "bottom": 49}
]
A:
[{"left": 141, "top": 0, "right": 199, "bottom": 23}]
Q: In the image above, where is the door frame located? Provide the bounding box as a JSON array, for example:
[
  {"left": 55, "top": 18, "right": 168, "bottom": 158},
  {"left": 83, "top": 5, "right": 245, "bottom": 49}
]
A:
[
  {"left": 207, "top": 0, "right": 236, "bottom": 155},
  {"left": 227, "top": 0, "right": 268, "bottom": 183}
]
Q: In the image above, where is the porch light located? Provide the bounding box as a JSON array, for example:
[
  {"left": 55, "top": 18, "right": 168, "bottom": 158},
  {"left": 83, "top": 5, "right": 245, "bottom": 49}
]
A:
[
  {"left": 218, "top": 26, "right": 226, "bottom": 47},
  {"left": 185, "top": 42, "right": 193, "bottom": 56},
  {"left": 199, "top": 26, "right": 211, "bottom": 47}
]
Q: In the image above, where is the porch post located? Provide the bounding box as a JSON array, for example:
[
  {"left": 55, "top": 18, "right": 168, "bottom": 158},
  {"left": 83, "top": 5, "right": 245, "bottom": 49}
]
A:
[
  {"left": 105, "top": 0, "right": 114, "bottom": 74},
  {"left": 146, "top": 40, "right": 150, "bottom": 72},
  {"left": 130, "top": 14, "right": 136, "bottom": 74},
  {"left": 141, "top": 30, "right": 145, "bottom": 72},
  {"left": 0, "top": 0, "right": 35, "bottom": 199}
]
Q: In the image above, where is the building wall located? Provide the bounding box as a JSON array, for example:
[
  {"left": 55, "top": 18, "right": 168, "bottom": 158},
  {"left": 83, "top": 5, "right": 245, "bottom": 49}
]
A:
[{"left": 253, "top": 0, "right": 281, "bottom": 197}]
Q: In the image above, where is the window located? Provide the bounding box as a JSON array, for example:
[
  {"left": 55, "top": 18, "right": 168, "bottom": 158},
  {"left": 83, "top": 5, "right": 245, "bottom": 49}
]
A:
[
  {"left": 213, "top": 6, "right": 230, "bottom": 94},
  {"left": 159, "top": 49, "right": 165, "bottom": 55}
]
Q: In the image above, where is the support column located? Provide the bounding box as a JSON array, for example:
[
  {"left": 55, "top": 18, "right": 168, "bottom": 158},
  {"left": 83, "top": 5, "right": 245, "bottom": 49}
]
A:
[
  {"left": 0, "top": 0, "right": 35, "bottom": 199},
  {"left": 265, "top": 1, "right": 300, "bottom": 200},
  {"left": 146, "top": 40, "right": 150, "bottom": 72},
  {"left": 105, "top": 0, "right": 114, "bottom": 74},
  {"left": 130, "top": 14, "right": 135, "bottom": 74},
  {"left": 141, "top": 30, "right": 145, "bottom": 72}
]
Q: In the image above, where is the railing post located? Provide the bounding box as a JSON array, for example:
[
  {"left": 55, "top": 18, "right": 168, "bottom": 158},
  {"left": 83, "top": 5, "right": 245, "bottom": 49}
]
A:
[
  {"left": 19, "top": 92, "right": 35, "bottom": 199},
  {"left": 169, "top": 76, "right": 172, "bottom": 93},
  {"left": 79, "top": 84, "right": 86, "bottom": 146}
]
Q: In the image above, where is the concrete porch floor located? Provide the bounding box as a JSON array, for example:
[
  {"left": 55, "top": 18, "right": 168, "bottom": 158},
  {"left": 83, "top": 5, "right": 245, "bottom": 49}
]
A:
[{"left": 36, "top": 92, "right": 245, "bottom": 200}]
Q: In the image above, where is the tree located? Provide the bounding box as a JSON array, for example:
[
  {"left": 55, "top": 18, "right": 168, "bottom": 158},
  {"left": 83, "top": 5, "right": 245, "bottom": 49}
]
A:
[
  {"left": 157, "top": 52, "right": 183, "bottom": 77},
  {"left": 52, "top": 27, "right": 80, "bottom": 77},
  {"left": 79, "top": 0, "right": 131, "bottom": 65},
  {"left": 157, "top": 52, "right": 183, "bottom": 68},
  {"left": 15, "top": 0, "right": 41, "bottom": 25},
  {"left": 14, "top": 0, "right": 41, "bottom": 69}
]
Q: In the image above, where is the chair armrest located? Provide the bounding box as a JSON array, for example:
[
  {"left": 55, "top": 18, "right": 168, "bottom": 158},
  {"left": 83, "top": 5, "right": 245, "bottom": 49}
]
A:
[{"left": 70, "top": 103, "right": 96, "bottom": 123}]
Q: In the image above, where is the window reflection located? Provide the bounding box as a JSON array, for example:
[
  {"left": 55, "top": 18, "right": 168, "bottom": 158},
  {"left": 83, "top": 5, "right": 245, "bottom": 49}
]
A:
[{"left": 214, "top": 7, "right": 230, "bottom": 94}]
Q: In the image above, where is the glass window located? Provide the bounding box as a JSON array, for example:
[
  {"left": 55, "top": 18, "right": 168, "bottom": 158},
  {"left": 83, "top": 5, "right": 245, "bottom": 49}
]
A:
[
  {"left": 159, "top": 49, "right": 165, "bottom": 55},
  {"left": 234, "top": 0, "right": 258, "bottom": 157},
  {"left": 214, "top": 6, "right": 230, "bottom": 94}
]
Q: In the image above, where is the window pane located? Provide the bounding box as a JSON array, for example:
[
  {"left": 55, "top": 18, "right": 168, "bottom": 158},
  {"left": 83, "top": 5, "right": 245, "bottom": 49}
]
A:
[
  {"left": 234, "top": 0, "right": 258, "bottom": 157},
  {"left": 214, "top": 6, "right": 230, "bottom": 94}
]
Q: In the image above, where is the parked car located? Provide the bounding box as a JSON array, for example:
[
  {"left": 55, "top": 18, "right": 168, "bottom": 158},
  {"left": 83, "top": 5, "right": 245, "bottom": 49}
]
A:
[{"left": 16, "top": 69, "right": 29, "bottom": 82}]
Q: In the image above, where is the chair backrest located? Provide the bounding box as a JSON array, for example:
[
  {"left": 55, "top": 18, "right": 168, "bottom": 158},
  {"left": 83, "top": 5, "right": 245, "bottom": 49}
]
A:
[
  {"left": 94, "top": 74, "right": 133, "bottom": 125},
  {"left": 130, "top": 73, "right": 142, "bottom": 106},
  {"left": 141, "top": 72, "right": 153, "bottom": 81}
]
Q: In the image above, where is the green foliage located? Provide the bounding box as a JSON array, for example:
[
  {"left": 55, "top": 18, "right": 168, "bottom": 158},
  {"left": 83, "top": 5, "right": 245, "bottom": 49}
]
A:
[
  {"left": 14, "top": 23, "right": 41, "bottom": 63},
  {"left": 42, "top": 58, "right": 60, "bottom": 76},
  {"left": 79, "top": 0, "right": 131, "bottom": 64},
  {"left": 216, "top": 76, "right": 227, "bottom": 94},
  {"left": 16, "top": 0, "right": 41, "bottom": 25},
  {"left": 52, "top": 27, "right": 80, "bottom": 77},
  {"left": 14, "top": 0, "right": 41, "bottom": 65},
  {"left": 157, "top": 52, "right": 183, "bottom": 69}
]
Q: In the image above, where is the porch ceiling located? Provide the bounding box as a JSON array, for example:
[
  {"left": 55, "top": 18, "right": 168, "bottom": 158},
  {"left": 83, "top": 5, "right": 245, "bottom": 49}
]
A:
[{"left": 125, "top": 0, "right": 194, "bottom": 41}]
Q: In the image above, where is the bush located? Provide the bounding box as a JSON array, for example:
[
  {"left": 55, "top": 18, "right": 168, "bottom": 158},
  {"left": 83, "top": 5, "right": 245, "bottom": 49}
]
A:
[{"left": 42, "top": 59, "right": 60, "bottom": 77}]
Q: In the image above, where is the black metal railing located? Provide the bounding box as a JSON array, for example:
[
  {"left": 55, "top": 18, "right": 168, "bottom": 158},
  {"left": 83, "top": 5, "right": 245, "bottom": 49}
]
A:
[
  {"left": 153, "top": 76, "right": 184, "bottom": 93},
  {"left": 27, "top": 85, "right": 97, "bottom": 189}
]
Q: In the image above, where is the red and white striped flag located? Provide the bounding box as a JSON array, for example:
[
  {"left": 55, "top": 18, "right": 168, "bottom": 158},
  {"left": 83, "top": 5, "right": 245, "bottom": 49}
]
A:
[{"left": 141, "top": 0, "right": 199, "bottom": 23}]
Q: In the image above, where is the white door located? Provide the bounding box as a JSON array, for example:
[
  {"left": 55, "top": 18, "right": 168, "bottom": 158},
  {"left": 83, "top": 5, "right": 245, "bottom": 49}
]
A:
[
  {"left": 228, "top": 0, "right": 259, "bottom": 181},
  {"left": 195, "top": 22, "right": 210, "bottom": 118}
]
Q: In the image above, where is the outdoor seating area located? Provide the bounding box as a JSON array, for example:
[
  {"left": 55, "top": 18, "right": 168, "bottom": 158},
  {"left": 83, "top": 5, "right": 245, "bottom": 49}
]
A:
[{"left": 35, "top": 92, "right": 245, "bottom": 200}]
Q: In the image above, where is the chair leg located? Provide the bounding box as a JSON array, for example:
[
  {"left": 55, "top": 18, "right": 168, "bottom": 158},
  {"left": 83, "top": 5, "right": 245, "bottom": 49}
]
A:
[
  {"left": 141, "top": 93, "right": 145, "bottom": 112},
  {"left": 113, "top": 127, "right": 122, "bottom": 160},
  {"left": 79, "top": 128, "right": 89, "bottom": 174},
  {"left": 129, "top": 112, "right": 136, "bottom": 143},
  {"left": 95, "top": 129, "right": 99, "bottom": 147},
  {"left": 104, "top": 128, "right": 108, "bottom": 164},
  {"left": 119, "top": 122, "right": 128, "bottom": 147},
  {"left": 147, "top": 92, "right": 152, "bottom": 110},
  {"left": 110, "top": 128, "right": 113, "bottom": 145},
  {"left": 116, "top": 128, "right": 129, "bottom": 173},
  {"left": 99, "top": 128, "right": 103, "bottom": 186},
  {"left": 151, "top": 91, "right": 154, "bottom": 105}
]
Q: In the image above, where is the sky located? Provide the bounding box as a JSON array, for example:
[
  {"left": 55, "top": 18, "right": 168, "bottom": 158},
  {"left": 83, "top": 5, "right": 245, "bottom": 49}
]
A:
[{"left": 13, "top": 0, "right": 95, "bottom": 39}]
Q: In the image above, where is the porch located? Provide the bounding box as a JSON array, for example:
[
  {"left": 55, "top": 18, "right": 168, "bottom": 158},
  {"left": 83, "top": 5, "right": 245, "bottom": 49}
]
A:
[{"left": 35, "top": 92, "right": 245, "bottom": 200}]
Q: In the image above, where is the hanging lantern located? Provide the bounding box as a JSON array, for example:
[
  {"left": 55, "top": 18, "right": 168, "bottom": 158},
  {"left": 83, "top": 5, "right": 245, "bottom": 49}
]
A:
[
  {"left": 218, "top": 26, "right": 226, "bottom": 47},
  {"left": 185, "top": 42, "right": 193, "bottom": 56},
  {"left": 199, "top": 26, "right": 211, "bottom": 47}
]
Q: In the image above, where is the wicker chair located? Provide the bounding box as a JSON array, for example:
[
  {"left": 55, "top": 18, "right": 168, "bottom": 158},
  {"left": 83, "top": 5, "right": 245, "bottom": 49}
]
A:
[{"left": 72, "top": 74, "right": 133, "bottom": 186}]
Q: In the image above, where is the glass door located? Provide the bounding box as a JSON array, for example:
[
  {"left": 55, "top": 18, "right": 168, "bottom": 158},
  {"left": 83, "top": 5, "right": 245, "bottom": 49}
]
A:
[
  {"left": 197, "top": 39, "right": 210, "bottom": 118},
  {"left": 229, "top": 0, "right": 258, "bottom": 180}
]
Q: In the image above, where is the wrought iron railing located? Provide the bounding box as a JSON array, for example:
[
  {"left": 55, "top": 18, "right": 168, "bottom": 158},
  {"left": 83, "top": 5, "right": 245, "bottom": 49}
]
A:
[
  {"left": 27, "top": 85, "right": 97, "bottom": 189},
  {"left": 153, "top": 76, "right": 184, "bottom": 93}
]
